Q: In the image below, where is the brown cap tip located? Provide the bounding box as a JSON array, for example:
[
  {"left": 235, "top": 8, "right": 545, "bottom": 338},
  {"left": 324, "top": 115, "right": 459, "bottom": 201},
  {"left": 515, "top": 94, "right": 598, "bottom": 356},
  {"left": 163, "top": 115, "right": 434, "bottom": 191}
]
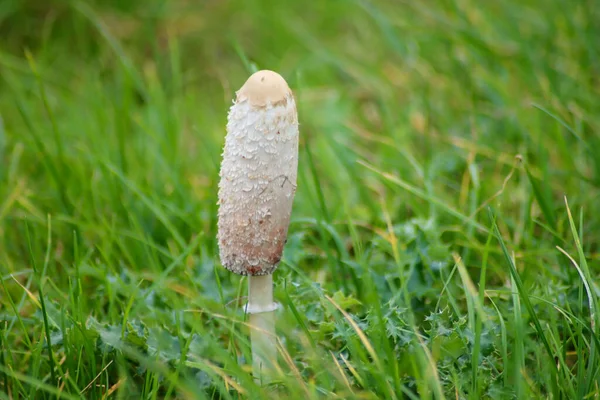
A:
[{"left": 236, "top": 70, "right": 292, "bottom": 107}]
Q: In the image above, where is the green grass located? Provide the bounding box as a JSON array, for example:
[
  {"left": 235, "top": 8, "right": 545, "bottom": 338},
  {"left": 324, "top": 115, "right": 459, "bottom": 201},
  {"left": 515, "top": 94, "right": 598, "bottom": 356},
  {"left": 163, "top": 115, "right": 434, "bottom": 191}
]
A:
[{"left": 1, "top": 0, "right": 600, "bottom": 398}]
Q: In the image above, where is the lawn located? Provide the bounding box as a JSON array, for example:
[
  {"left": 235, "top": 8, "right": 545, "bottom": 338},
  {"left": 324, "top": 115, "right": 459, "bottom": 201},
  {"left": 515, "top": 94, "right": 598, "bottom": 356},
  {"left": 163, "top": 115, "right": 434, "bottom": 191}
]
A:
[{"left": 1, "top": 0, "right": 599, "bottom": 398}]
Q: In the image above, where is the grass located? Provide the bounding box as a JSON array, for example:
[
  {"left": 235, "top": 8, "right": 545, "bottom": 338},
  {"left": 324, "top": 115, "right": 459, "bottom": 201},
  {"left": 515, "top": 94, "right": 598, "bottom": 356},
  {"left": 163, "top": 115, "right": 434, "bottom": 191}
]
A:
[{"left": 1, "top": 0, "right": 599, "bottom": 398}]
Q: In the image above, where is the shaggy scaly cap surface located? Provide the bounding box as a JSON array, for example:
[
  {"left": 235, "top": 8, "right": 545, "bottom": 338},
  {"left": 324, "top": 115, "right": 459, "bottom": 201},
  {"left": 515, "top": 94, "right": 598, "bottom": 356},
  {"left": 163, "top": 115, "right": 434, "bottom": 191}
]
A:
[{"left": 217, "top": 70, "right": 299, "bottom": 275}]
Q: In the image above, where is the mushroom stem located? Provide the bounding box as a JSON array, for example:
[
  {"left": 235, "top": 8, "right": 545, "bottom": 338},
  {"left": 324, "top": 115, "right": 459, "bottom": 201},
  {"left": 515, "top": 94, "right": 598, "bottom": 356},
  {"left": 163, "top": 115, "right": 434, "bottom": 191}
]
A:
[{"left": 246, "top": 275, "right": 277, "bottom": 381}]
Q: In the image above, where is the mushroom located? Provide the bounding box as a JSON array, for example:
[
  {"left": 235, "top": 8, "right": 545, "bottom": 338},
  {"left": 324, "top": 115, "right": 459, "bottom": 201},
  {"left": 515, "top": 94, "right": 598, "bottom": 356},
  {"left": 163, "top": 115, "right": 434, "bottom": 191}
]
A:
[{"left": 217, "top": 70, "right": 299, "bottom": 381}]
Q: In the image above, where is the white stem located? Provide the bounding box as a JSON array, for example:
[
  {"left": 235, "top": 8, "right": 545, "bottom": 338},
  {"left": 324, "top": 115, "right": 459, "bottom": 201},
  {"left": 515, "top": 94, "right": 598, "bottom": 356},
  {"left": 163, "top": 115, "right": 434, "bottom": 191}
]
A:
[{"left": 246, "top": 275, "right": 277, "bottom": 382}]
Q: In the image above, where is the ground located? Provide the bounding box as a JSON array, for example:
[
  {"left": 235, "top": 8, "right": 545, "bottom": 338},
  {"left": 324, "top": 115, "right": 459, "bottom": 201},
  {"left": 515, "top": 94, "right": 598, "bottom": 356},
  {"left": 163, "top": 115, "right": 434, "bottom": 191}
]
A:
[{"left": 1, "top": 0, "right": 599, "bottom": 399}]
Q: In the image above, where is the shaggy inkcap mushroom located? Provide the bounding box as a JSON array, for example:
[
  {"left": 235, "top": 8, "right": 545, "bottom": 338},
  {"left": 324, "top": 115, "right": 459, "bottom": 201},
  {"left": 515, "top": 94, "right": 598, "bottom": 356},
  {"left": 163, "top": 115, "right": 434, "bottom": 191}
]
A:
[{"left": 217, "top": 70, "right": 299, "bottom": 276}]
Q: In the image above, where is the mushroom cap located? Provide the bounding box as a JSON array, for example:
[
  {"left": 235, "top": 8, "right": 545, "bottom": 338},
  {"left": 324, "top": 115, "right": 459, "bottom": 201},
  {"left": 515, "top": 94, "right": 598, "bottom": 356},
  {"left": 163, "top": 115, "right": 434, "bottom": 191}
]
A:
[
  {"left": 236, "top": 70, "right": 292, "bottom": 108},
  {"left": 217, "top": 70, "right": 299, "bottom": 276}
]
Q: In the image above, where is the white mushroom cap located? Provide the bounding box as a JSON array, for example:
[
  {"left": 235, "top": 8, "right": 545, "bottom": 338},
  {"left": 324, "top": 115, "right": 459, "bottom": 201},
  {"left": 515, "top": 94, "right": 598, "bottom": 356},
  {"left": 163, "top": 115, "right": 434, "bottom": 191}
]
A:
[{"left": 217, "top": 70, "right": 299, "bottom": 276}]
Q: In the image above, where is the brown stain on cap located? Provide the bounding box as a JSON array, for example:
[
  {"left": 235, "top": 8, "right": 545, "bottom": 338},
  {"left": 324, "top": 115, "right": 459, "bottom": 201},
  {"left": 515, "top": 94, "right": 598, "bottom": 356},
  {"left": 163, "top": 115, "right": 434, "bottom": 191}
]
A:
[{"left": 236, "top": 70, "right": 292, "bottom": 107}]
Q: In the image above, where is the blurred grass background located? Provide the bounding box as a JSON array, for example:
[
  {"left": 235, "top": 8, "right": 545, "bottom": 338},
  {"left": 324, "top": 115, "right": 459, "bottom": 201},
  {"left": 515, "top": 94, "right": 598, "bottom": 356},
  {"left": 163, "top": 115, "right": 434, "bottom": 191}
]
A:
[{"left": 1, "top": 0, "right": 599, "bottom": 398}]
